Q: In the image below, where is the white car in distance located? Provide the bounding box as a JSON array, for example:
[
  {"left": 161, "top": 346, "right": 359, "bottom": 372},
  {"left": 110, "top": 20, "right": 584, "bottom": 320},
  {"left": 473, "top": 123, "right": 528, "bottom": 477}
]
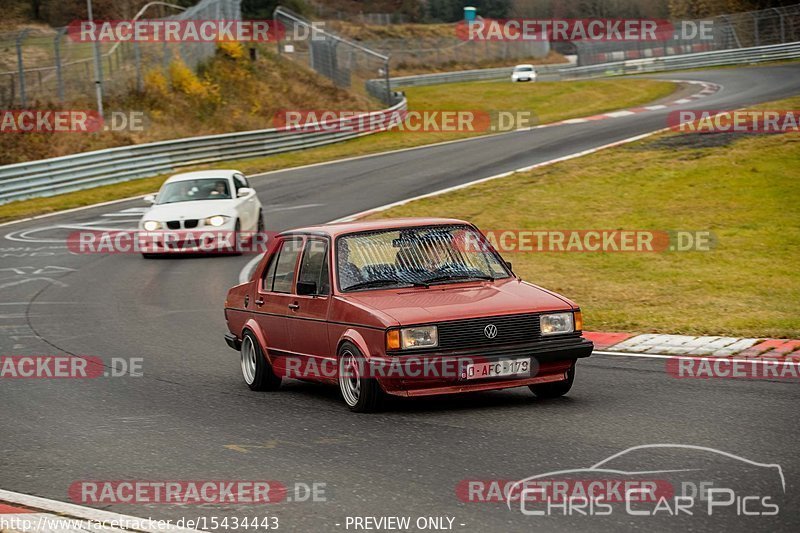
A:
[
  {"left": 511, "top": 64, "right": 537, "bottom": 82},
  {"left": 138, "top": 170, "right": 263, "bottom": 257}
]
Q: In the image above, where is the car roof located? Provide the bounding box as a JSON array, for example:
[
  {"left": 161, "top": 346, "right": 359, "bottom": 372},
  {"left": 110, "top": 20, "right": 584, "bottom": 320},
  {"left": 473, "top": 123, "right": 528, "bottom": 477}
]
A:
[
  {"left": 279, "top": 218, "right": 474, "bottom": 238},
  {"left": 164, "top": 170, "right": 240, "bottom": 183},
  {"left": 514, "top": 64, "right": 534, "bottom": 68}
]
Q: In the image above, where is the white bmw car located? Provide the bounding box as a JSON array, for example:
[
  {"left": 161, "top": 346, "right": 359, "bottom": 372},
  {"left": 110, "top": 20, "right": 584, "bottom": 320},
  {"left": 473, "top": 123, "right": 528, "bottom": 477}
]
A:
[
  {"left": 511, "top": 64, "right": 537, "bottom": 82},
  {"left": 138, "top": 170, "right": 263, "bottom": 257}
]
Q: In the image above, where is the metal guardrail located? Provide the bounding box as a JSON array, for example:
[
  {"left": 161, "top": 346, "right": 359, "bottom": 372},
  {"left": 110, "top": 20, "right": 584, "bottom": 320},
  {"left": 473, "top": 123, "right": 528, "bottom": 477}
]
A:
[
  {"left": 369, "top": 62, "right": 571, "bottom": 92},
  {"left": 0, "top": 98, "right": 407, "bottom": 205},
  {"left": 559, "top": 41, "right": 800, "bottom": 79}
]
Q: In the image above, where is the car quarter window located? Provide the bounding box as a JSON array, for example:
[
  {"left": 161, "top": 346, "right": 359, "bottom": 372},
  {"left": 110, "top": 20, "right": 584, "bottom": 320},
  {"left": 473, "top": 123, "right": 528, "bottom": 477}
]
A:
[
  {"left": 233, "top": 173, "right": 249, "bottom": 191},
  {"left": 297, "top": 239, "right": 330, "bottom": 295},
  {"left": 261, "top": 248, "right": 280, "bottom": 291},
  {"left": 266, "top": 239, "right": 304, "bottom": 293}
]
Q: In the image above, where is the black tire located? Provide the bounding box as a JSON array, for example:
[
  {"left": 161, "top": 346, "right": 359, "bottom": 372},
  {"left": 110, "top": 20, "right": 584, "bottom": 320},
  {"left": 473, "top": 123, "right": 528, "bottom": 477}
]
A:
[
  {"left": 142, "top": 253, "right": 158, "bottom": 259},
  {"left": 231, "top": 219, "right": 243, "bottom": 256},
  {"left": 529, "top": 364, "right": 575, "bottom": 398},
  {"left": 338, "top": 342, "right": 385, "bottom": 413},
  {"left": 257, "top": 211, "right": 265, "bottom": 233},
  {"left": 241, "top": 331, "right": 281, "bottom": 391}
]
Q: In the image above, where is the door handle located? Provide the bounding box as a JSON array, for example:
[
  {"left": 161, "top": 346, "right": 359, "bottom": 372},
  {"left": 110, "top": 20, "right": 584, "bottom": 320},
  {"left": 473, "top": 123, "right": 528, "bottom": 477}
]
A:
[
  {"left": 288, "top": 303, "right": 300, "bottom": 310},
  {"left": 255, "top": 298, "right": 264, "bottom": 306}
]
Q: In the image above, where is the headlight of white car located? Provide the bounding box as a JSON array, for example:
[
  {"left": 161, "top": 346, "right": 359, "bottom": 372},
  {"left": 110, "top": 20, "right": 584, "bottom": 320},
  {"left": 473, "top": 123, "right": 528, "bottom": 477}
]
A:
[
  {"left": 142, "top": 220, "right": 161, "bottom": 231},
  {"left": 205, "top": 215, "right": 229, "bottom": 227},
  {"left": 540, "top": 313, "right": 574, "bottom": 335}
]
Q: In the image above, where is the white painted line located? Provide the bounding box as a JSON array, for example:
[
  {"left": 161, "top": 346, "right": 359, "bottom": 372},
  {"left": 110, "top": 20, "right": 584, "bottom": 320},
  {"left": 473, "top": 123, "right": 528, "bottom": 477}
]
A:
[
  {"left": 604, "top": 110, "right": 635, "bottom": 118},
  {"left": 644, "top": 105, "right": 667, "bottom": 110},
  {"left": 329, "top": 128, "right": 669, "bottom": 225},
  {"left": 0, "top": 489, "right": 202, "bottom": 533},
  {"left": 0, "top": 194, "right": 156, "bottom": 228},
  {"left": 266, "top": 203, "right": 325, "bottom": 212},
  {"left": 593, "top": 350, "right": 800, "bottom": 365}
]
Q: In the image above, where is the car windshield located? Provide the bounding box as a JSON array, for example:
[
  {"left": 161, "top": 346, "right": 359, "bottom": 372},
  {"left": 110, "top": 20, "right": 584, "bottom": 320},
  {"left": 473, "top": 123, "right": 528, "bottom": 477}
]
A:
[
  {"left": 514, "top": 66, "right": 533, "bottom": 72},
  {"left": 337, "top": 225, "right": 511, "bottom": 291},
  {"left": 156, "top": 178, "right": 232, "bottom": 204}
]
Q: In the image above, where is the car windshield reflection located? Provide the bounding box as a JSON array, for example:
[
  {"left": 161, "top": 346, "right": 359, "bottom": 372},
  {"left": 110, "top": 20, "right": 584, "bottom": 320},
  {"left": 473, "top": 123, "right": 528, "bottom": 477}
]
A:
[
  {"left": 337, "top": 225, "right": 511, "bottom": 291},
  {"left": 157, "top": 178, "right": 232, "bottom": 204}
]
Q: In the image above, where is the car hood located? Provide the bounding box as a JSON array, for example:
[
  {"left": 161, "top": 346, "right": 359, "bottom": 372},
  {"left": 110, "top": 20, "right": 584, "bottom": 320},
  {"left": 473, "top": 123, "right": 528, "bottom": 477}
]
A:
[
  {"left": 143, "top": 200, "right": 235, "bottom": 221},
  {"left": 345, "top": 278, "right": 573, "bottom": 325}
]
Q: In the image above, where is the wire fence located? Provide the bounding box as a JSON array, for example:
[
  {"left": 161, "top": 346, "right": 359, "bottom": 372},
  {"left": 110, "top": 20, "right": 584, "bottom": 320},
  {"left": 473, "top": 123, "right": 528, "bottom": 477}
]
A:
[
  {"left": 360, "top": 38, "right": 550, "bottom": 72},
  {"left": 273, "top": 7, "right": 394, "bottom": 105},
  {"left": 574, "top": 3, "right": 800, "bottom": 66},
  {"left": 0, "top": 0, "right": 241, "bottom": 108}
]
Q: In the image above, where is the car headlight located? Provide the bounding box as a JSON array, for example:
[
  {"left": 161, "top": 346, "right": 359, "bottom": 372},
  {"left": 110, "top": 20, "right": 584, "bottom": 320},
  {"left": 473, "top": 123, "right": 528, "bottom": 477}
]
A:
[
  {"left": 142, "top": 220, "right": 161, "bottom": 231},
  {"left": 386, "top": 326, "right": 439, "bottom": 350},
  {"left": 205, "top": 215, "right": 229, "bottom": 227},
  {"left": 540, "top": 312, "right": 574, "bottom": 336}
]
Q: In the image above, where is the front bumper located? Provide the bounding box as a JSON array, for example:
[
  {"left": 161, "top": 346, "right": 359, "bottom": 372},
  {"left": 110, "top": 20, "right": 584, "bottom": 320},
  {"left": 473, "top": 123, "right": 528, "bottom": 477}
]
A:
[
  {"left": 138, "top": 229, "right": 241, "bottom": 254},
  {"left": 378, "top": 336, "right": 593, "bottom": 396}
]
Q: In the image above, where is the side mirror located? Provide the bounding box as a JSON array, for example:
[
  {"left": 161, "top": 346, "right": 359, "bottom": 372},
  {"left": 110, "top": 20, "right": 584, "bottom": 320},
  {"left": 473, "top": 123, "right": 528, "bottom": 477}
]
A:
[
  {"left": 143, "top": 194, "right": 156, "bottom": 204},
  {"left": 237, "top": 187, "right": 255, "bottom": 198},
  {"left": 504, "top": 260, "right": 513, "bottom": 271},
  {"left": 297, "top": 280, "right": 317, "bottom": 296}
]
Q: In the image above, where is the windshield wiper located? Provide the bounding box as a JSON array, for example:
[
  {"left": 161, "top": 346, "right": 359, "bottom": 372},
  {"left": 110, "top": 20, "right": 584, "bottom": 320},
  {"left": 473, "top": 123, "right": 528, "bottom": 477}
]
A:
[
  {"left": 422, "top": 273, "right": 495, "bottom": 285},
  {"left": 344, "top": 278, "right": 428, "bottom": 291}
]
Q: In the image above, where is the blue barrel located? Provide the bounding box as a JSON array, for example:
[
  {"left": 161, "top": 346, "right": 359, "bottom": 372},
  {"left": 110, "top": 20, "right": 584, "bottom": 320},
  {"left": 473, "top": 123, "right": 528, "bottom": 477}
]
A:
[{"left": 464, "top": 7, "right": 477, "bottom": 21}]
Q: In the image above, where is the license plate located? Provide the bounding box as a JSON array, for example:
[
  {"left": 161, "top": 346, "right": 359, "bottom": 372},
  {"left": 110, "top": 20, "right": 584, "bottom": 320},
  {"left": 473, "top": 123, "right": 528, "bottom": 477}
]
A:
[{"left": 465, "top": 359, "right": 530, "bottom": 380}]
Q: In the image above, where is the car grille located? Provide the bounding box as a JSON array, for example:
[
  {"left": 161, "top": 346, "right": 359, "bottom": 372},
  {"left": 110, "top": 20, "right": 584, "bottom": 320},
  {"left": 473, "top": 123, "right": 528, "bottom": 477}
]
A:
[
  {"left": 435, "top": 313, "right": 541, "bottom": 351},
  {"left": 184, "top": 219, "right": 199, "bottom": 229},
  {"left": 166, "top": 220, "right": 181, "bottom": 230}
]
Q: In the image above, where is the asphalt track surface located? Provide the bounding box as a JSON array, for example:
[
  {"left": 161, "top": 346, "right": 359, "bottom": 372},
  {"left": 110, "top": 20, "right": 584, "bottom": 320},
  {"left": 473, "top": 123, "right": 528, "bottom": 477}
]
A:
[{"left": 1, "top": 64, "right": 799, "bottom": 532}]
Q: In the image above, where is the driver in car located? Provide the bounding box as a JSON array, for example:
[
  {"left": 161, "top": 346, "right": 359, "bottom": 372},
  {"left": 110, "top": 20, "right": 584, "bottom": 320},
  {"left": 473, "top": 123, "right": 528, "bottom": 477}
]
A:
[
  {"left": 396, "top": 231, "right": 463, "bottom": 276},
  {"left": 209, "top": 180, "right": 229, "bottom": 198}
]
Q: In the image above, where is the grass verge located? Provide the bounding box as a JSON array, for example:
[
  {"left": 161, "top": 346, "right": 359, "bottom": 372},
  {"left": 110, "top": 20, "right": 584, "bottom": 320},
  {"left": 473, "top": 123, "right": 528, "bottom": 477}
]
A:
[
  {"left": 365, "top": 96, "right": 800, "bottom": 338},
  {"left": 0, "top": 78, "right": 674, "bottom": 223}
]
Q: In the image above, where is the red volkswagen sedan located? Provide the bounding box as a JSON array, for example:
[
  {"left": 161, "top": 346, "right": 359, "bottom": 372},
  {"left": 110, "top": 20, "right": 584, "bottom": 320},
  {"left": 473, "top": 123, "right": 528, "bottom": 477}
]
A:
[{"left": 223, "top": 218, "right": 593, "bottom": 412}]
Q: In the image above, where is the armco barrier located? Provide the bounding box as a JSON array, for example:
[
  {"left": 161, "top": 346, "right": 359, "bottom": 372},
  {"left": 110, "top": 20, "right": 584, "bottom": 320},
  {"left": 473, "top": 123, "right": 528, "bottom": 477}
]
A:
[
  {"left": 0, "top": 98, "right": 407, "bottom": 205},
  {"left": 559, "top": 41, "right": 800, "bottom": 79},
  {"left": 365, "top": 62, "right": 570, "bottom": 97}
]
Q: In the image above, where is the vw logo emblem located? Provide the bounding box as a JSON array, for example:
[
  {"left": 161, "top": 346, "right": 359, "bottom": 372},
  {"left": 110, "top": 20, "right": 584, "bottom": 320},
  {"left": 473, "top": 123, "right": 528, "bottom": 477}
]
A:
[{"left": 484, "top": 324, "right": 498, "bottom": 339}]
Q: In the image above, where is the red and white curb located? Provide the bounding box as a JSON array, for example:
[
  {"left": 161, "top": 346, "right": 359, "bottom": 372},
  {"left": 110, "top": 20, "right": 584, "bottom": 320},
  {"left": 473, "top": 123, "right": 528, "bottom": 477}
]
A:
[
  {"left": 0, "top": 490, "right": 201, "bottom": 533},
  {"left": 586, "top": 331, "right": 800, "bottom": 359},
  {"left": 543, "top": 81, "right": 721, "bottom": 127}
]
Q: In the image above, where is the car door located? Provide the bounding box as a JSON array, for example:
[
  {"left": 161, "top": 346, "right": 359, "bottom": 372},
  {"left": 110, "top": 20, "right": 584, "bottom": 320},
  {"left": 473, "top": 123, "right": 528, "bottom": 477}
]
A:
[
  {"left": 287, "top": 238, "right": 334, "bottom": 381},
  {"left": 253, "top": 236, "right": 304, "bottom": 374},
  {"left": 233, "top": 173, "right": 257, "bottom": 230}
]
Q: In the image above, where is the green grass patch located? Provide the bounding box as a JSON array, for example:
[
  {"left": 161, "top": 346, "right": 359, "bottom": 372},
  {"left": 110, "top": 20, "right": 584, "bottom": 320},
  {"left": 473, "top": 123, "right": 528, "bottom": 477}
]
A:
[
  {"left": 366, "top": 97, "right": 800, "bottom": 338},
  {"left": 0, "top": 77, "right": 674, "bottom": 223}
]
